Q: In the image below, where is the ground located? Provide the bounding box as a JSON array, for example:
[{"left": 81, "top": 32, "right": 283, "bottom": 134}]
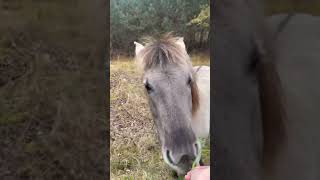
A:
[
  {"left": 0, "top": 30, "right": 106, "bottom": 180},
  {"left": 110, "top": 55, "right": 210, "bottom": 180}
]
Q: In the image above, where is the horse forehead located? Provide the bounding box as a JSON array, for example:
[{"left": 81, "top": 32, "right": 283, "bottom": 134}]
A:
[{"left": 145, "top": 68, "right": 188, "bottom": 80}]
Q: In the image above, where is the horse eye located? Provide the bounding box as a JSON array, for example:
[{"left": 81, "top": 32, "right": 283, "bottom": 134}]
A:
[{"left": 144, "top": 82, "right": 153, "bottom": 92}]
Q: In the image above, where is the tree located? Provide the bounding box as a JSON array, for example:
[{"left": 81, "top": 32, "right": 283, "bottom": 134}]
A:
[
  {"left": 187, "top": 4, "right": 210, "bottom": 50},
  {"left": 110, "top": 0, "right": 209, "bottom": 56}
]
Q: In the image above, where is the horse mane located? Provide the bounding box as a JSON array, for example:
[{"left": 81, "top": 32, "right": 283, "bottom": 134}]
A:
[
  {"left": 137, "top": 33, "right": 190, "bottom": 70},
  {"left": 213, "top": 0, "right": 288, "bottom": 177},
  {"left": 191, "top": 72, "right": 200, "bottom": 116},
  {"left": 234, "top": 0, "right": 289, "bottom": 170},
  {"left": 137, "top": 33, "right": 200, "bottom": 115},
  {"left": 254, "top": 13, "right": 289, "bottom": 172}
]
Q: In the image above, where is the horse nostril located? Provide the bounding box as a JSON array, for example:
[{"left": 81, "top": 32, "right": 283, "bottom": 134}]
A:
[
  {"left": 166, "top": 150, "right": 174, "bottom": 164},
  {"left": 179, "top": 154, "right": 196, "bottom": 166}
]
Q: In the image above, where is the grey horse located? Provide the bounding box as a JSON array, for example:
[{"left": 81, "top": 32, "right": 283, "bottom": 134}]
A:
[{"left": 134, "top": 34, "right": 210, "bottom": 176}]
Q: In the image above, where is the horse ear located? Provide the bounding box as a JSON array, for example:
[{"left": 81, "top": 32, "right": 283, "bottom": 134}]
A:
[
  {"left": 134, "top": 41, "right": 145, "bottom": 70},
  {"left": 134, "top": 41, "right": 145, "bottom": 56},
  {"left": 176, "top": 37, "right": 186, "bottom": 51}
]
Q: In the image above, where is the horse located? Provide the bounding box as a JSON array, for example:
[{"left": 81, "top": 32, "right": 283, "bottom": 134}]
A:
[
  {"left": 133, "top": 34, "right": 210, "bottom": 176},
  {"left": 213, "top": 0, "right": 320, "bottom": 179}
]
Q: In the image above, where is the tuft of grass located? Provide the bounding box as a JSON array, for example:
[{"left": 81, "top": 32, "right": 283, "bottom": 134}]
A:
[{"left": 110, "top": 54, "right": 210, "bottom": 179}]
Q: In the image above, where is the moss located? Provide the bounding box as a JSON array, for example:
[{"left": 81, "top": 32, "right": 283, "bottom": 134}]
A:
[{"left": 0, "top": 112, "right": 26, "bottom": 125}]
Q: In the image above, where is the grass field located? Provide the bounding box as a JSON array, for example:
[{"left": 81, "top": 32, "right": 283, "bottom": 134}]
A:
[{"left": 110, "top": 54, "right": 210, "bottom": 180}]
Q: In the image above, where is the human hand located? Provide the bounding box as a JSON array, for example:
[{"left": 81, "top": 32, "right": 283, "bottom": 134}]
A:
[{"left": 184, "top": 166, "right": 210, "bottom": 180}]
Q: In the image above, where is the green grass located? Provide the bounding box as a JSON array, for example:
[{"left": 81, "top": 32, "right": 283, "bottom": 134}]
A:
[{"left": 110, "top": 55, "right": 210, "bottom": 179}]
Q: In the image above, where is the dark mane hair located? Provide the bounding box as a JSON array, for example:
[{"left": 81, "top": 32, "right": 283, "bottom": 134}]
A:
[
  {"left": 254, "top": 17, "right": 288, "bottom": 171},
  {"left": 213, "top": 0, "right": 288, "bottom": 177}
]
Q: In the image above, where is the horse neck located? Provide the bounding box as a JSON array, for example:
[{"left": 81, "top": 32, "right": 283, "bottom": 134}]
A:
[{"left": 191, "top": 67, "right": 210, "bottom": 138}]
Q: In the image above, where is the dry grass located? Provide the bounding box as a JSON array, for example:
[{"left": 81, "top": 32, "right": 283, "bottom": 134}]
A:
[
  {"left": 110, "top": 55, "right": 210, "bottom": 179},
  {"left": 0, "top": 29, "right": 106, "bottom": 180}
]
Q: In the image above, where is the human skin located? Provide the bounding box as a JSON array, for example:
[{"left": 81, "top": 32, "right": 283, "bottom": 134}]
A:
[{"left": 184, "top": 166, "right": 210, "bottom": 180}]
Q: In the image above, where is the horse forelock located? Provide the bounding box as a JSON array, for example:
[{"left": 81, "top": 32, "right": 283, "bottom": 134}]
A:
[{"left": 137, "top": 33, "right": 191, "bottom": 71}]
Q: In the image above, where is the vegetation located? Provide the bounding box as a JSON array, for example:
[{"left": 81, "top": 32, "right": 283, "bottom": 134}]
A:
[
  {"left": 111, "top": 0, "right": 210, "bottom": 56},
  {"left": 188, "top": 4, "right": 210, "bottom": 31},
  {"left": 0, "top": 1, "right": 107, "bottom": 179}
]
